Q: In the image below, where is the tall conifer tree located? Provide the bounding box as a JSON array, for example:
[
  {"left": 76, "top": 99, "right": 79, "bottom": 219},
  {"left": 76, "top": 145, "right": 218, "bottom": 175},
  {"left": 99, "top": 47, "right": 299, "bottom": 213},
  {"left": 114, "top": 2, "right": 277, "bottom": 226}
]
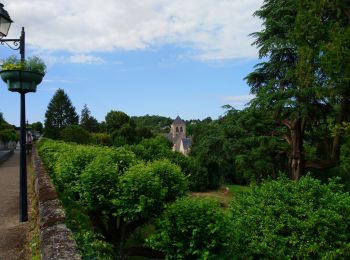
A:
[
  {"left": 44, "top": 89, "right": 79, "bottom": 139},
  {"left": 80, "top": 104, "right": 99, "bottom": 132}
]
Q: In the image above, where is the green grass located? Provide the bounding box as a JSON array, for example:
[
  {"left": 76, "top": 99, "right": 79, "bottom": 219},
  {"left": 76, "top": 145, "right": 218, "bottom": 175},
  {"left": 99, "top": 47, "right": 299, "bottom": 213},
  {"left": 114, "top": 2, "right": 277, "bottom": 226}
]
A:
[
  {"left": 189, "top": 185, "right": 250, "bottom": 207},
  {"left": 226, "top": 184, "right": 250, "bottom": 194},
  {"left": 28, "top": 159, "right": 41, "bottom": 260}
]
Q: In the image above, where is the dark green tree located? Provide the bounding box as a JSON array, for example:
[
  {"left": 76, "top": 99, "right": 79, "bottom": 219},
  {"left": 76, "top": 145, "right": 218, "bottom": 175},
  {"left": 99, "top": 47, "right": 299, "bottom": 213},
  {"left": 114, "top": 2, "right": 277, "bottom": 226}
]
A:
[
  {"left": 60, "top": 125, "right": 91, "bottom": 144},
  {"left": 293, "top": 0, "right": 350, "bottom": 162},
  {"left": 190, "top": 107, "right": 287, "bottom": 186},
  {"left": 224, "top": 107, "right": 287, "bottom": 183},
  {"left": 112, "top": 123, "right": 137, "bottom": 146},
  {"left": 131, "top": 114, "right": 172, "bottom": 134},
  {"left": 190, "top": 120, "right": 228, "bottom": 189},
  {"left": 105, "top": 110, "right": 130, "bottom": 132},
  {"left": 80, "top": 104, "right": 99, "bottom": 132},
  {"left": 245, "top": 0, "right": 305, "bottom": 180},
  {"left": 0, "top": 113, "right": 18, "bottom": 143},
  {"left": 245, "top": 0, "right": 350, "bottom": 179},
  {"left": 31, "top": 121, "right": 43, "bottom": 134},
  {"left": 44, "top": 89, "right": 79, "bottom": 139}
]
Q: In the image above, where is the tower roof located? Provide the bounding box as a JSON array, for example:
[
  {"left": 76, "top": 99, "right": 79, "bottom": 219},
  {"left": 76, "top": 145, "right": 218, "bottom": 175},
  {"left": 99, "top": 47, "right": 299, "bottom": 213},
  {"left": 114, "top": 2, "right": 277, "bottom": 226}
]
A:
[
  {"left": 182, "top": 138, "right": 192, "bottom": 150},
  {"left": 172, "top": 116, "right": 184, "bottom": 125}
]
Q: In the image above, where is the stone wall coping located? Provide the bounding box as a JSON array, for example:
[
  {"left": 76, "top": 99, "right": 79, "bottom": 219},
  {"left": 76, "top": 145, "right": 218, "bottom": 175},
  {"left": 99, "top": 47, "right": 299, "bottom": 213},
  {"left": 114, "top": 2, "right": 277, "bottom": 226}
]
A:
[{"left": 32, "top": 145, "right": 81, "bottom": 260}]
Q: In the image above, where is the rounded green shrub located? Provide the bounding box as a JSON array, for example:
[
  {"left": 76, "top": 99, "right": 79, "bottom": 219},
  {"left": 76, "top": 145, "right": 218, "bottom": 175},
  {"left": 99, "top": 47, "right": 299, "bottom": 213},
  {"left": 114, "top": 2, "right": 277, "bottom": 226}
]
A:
[
  {"left": 113, "top": 162, "right": 167, "bottom": 222},
  {"left": 148, "top": 159, "right": 188, "bottom": 202},
  {"left": 230, "top": 175, "right": 350, "bottom": 259},
  {"left": 79, "top": 154, "right": 121, "bottom": 214},
  {"left": 147, "top": 197, "right": 232, "bottom": 259}
]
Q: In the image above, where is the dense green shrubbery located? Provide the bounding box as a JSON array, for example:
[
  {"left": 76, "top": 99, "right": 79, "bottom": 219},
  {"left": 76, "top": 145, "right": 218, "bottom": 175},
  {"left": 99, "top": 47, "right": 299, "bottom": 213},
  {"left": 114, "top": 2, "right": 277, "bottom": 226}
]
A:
[
  {"left": 0, "top": 113, "right": 18, "bottom": 143},
  {"left": 0, "top": 128, "right": 18, "bottom": 143},
  {"left": 170, "top": 152, "right": 209, "bottom": 191},
  {"left": 60, "top": 125, "right": 91, "bottom": 144},
  {"left": 146, "top": 175, "right": 350, "bottom": 259},
  {"left": 230, "top": 175, "right": 350, "bottom": 259},
  {"left": 38, "top": 139, "right": 188, "bottom": 258},
  {"left": 130, "top": 136, "right": 209, "bottom": 191},
  {"left": 130, "top": 135, "right": 173, "bottom": 161},
  {"left": 38, "top": 139, "right": 350, "bottom": 258},
  {"left": 147, "top": 197, "right": 232, "bottom": 259},
  {"left": 340, "top": 131, "right": 350, "bottom": 177},
  {"left": 90, "top": 132, "right": 112, "bottom": 146},
  {"left": 148, "top": 159, "right": 188, "bottom": 202},
  {"left": 38, "top": 139, "right": 70, "bottom": 172},
  {"left": 59, "top": 194, "right": 115, "bottom": 260}
]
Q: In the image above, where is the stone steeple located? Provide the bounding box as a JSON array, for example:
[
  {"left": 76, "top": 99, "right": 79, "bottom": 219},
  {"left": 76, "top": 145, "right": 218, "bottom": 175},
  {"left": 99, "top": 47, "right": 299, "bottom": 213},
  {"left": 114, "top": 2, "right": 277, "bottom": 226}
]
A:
[{"left": 170, "top": 116, "right": 186, "bottom": 140}]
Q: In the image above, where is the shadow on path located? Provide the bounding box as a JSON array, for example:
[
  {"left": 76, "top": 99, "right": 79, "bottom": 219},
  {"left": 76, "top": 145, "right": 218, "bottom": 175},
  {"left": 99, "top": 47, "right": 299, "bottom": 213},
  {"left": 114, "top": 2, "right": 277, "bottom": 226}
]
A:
[{"left": 0, "top": 150, "right": 28, "bottom": 260}]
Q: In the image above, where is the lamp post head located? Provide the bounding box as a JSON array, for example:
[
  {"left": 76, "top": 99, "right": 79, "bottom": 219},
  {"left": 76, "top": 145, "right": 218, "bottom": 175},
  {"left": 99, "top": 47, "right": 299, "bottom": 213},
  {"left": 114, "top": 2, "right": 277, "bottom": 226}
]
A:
[{"left": 0, "top": 3, "right": 13, "bottom": 37}]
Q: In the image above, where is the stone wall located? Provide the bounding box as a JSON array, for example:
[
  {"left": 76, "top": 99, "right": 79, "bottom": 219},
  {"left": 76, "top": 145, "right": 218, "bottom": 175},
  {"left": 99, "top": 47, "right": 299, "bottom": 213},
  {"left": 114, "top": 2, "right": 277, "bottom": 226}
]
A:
[
  {"left": 0, "top": 141, "right": 16, "bottom": 150},
  {"left": 0, "top": 150, "right": 13, "bottom": 164},
  {"left": 32, "top": 146, "right": 81, "bottom": 260}
]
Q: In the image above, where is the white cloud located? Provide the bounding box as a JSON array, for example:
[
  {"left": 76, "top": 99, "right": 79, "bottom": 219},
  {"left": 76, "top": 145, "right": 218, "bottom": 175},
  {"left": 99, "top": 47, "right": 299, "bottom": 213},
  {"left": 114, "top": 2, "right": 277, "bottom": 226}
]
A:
[
  {"left": 223, "top": 94, "right": 255, "bottom": 103},
  {"left": 68, "top": 54, "right": 104, "bottom": 64},
  {"left": 2, "top": 0, "right": 263, "bottom": 60},
  {"left": 43, "top": 78, "right": 76, "bottom": 84},
  {"left": 27, "top": 51, "right": 105, "bottom": 65},
  {"left": 40, "top": 87, "right": 59, "bottom": 92}
]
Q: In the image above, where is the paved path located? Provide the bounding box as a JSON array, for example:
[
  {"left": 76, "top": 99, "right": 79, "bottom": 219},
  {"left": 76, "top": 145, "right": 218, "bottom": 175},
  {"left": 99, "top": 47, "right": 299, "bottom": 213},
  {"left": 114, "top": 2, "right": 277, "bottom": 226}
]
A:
[{"left": 0, "top": 150, "right": 28, "bottom": 260}]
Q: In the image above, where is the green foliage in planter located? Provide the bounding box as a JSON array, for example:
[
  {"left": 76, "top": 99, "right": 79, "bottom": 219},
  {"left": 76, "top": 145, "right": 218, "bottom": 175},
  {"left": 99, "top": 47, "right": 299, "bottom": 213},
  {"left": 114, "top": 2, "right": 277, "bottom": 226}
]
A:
[
  {"left": 147, "top": 197, "right": 232, "bottom": 259},
  {"left": 1, "top": 55, "right": 46, "bottom": 75},
  {"left": 230, "top": 175, "right": 350, "bottom": 259}
]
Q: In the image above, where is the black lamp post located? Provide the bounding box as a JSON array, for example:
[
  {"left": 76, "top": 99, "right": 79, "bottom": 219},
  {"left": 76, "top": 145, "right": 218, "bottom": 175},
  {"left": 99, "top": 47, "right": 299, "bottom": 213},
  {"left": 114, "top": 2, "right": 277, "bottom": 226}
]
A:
[{"left": 0, "top": 3, "right": 28, "bottom": 222}]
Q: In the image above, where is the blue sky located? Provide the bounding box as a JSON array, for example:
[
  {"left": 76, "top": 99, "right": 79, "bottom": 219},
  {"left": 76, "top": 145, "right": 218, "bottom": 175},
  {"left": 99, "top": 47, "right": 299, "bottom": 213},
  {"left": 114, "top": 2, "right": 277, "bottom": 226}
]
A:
[{"left": 0, "top": 0, "right": 263, "bottom": 126}]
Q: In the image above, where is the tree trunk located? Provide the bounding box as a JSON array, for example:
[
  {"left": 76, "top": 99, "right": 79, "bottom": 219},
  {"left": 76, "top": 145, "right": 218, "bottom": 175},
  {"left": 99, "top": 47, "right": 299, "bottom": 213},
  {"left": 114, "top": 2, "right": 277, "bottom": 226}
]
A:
[
  {"left": 284, "top": 118, "right": 304, "bottom": 180},
  {"left": 90, "top": 214, "right": 160, "bottom": 259},
  {"left": 331, "top": 96, "right": 350, "bottom": 161},
  {"left": 113, "top": 218, "right": 127, "bottom": 259}
]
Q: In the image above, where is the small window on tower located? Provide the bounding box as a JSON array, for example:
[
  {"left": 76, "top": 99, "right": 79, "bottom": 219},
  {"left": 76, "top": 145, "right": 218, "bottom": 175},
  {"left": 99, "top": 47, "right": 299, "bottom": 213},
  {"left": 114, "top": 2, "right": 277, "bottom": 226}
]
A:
[
  {"left": 180, "top": 127, "right": 183, "bottom": 132},
  {"left": 176, "top": 127, "right": 179, "bottom": 132}
]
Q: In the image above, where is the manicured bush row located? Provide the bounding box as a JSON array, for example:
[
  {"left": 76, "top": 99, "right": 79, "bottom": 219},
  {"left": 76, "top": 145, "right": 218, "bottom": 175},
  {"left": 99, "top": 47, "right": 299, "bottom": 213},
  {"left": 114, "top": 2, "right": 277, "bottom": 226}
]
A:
[{"left": 37, "top": 139, "right": 189, "bottom": 258}]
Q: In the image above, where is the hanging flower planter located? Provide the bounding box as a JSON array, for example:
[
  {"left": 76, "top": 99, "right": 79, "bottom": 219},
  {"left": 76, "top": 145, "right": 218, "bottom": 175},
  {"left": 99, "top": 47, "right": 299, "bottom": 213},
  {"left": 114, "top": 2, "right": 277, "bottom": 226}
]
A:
[
  {"left": 0, "top": 55, "right": 46, "bottom": 93},
  {"left": 0, "top": 70, "right": 44, "bottom": 93}
]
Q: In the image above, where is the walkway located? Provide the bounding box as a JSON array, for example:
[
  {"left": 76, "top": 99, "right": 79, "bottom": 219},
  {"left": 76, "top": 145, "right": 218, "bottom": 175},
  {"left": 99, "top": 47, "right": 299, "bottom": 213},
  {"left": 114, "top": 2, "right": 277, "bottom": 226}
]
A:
[{"left": 0, "top": 150, "right": 28, "bottom": 260}]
